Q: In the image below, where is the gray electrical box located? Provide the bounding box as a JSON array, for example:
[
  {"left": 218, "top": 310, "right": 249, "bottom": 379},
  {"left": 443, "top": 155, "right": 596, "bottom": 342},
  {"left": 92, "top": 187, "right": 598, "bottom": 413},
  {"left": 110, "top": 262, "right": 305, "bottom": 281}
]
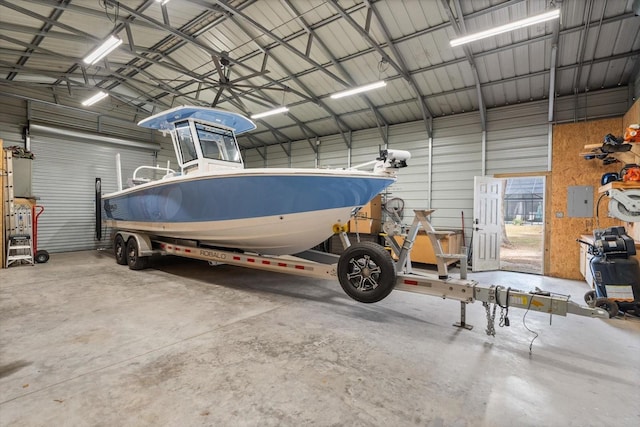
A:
[
  {"left": 13, "top": 157, "right": 33, "bottom": 198},
  {"left": 567, "top": 186, "right": 593, "bottom": 218}
]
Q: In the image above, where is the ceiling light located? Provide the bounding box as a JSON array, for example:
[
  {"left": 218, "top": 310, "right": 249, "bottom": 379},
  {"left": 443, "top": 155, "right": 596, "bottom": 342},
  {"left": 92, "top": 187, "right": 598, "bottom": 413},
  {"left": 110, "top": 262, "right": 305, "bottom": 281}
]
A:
[
  {"left": 330, "top": 80, "right": 387, "bottom": 99},
  {"left": 83, "top": 35, "right": 123, "bottom": 65},
  {"left": 250, "top": 106, "right": 289, "bottom": 119},
  {"left": 82, "top": 91, "right": 109, "bottom": 106},
  {"left": 450, "top": 9, "right": 560, "bottom": 47}
]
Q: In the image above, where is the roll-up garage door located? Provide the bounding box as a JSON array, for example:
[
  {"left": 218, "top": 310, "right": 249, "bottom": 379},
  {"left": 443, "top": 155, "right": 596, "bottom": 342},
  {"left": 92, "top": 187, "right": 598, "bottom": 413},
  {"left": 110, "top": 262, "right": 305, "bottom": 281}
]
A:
[{"left": 30, "top": 124, "right": 158, "bottom": 253}]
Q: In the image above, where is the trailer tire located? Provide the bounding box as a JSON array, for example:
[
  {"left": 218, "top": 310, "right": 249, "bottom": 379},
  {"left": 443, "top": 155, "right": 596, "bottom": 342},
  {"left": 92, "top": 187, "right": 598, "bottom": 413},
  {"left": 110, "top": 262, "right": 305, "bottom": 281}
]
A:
[
  {"left": 35, "top": 250, "right": 50, "bottom": 264},
  {"left": 584, "top": 290, "right": 596, "bottom": 306},
  {"left": 337, "top": 242, "right": 396, "bottom": 303},
  {"left": 114, "top": 235, "right": 127, "bottom": 265},
  {"left": 595, "top": 297, "right": 619, "bottom": 318},
  {"left": 126, "top": 238, "right": 148, "bottom": 270}
]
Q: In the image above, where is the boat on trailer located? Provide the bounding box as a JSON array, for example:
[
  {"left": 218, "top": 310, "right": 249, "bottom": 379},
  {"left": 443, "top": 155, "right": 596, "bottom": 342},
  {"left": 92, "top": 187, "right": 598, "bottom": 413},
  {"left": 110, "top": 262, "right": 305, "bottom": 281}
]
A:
[
  {"left": 99, "top": 106, "right": 609, "bottom": 332},
  {"left": 102, "top": 106, "right": 410, "bottom": 256}
]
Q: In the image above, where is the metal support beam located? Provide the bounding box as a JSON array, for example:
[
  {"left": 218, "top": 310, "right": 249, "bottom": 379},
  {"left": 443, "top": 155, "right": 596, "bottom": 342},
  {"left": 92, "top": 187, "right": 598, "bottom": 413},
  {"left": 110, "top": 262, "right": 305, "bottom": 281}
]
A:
[
  {"left": 443, "top": 0, "right": 487, "bottom": 131},
  {"left": 363, "top": 0, "right": 434, "bottom": 137},
  {"left": 573, "top": 0, "right": 595, "bottom": 122},
  {"left": 5, "top": 0, "right": 70, "bottom": 81},
  {"left": 281, "top": 0, "right": 389, "bottom": 144}
]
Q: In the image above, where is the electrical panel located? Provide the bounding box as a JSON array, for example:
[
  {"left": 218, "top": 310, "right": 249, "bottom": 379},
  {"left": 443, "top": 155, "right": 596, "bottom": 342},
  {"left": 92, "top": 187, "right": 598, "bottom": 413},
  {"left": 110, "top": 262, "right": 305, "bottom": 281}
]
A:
[{"left": 567, "top": 186, "right": 593, "bottom": 218}]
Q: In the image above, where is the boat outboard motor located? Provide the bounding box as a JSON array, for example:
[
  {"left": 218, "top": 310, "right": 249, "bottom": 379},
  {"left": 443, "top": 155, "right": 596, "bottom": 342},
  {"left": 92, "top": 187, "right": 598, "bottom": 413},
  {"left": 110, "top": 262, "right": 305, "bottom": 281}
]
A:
[{"left": 587, "top": 226, "right": 640, "bottom": 317}]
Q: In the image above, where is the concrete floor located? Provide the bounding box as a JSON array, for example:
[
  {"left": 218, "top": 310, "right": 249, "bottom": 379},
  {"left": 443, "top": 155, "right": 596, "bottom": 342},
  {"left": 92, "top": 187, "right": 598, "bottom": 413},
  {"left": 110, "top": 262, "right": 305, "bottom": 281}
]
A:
[{"left": 1, "top": 250, "right": 638, "bottom": 427}]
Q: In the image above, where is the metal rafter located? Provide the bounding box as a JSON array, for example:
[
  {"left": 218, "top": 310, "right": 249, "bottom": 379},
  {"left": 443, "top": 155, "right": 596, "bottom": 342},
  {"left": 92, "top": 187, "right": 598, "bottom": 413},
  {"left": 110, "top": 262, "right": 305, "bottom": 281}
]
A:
[
  {"left": 0, "top": 0, "right": 637, "bottom": 151},
  {"left": 102, "top": 0, "right": 317, "bottom": 107},
  {"left": 180, "top": 3, "right": 353, "bottom": 147},
  {"left": 363, "top": 0, "right": 434, "bottom": 137},
  {"left": 572, "top": 0, "right": 596, "bottom": 92},
  {"left": 280, "top": 0, "right": 389, "bottom": 144},
  {"left": 245, "top": 50, "right": 639, "bottom": 140},
  {"left": 223, "top": 13, "right": 353, "bottom": 148},
  {"left": 197, "top": 0, "right": 351, "bottom": 87},
  {"left": 230, "top": 10, "right": 635, "bottom": 100},
  {"left": 227, "top": 0, "right": 528, "bottom": 84},
  {"left": 326, "top": 0, "right": 436, "bottom": 140},
  {"left": 5, "top": 0, "right": 70, "bottom": 81},
  {"left": 0, "top": 34, "right": 185, "bottom": 110},
  {"left": 548, "top": 1, "right": 562, "bottom": 122},
  {"left": 441, "top": 0, "right": 487, "bottom": 131},
  {"left": 279, "top": 0, "right": 389, "bottom": 145},
  {"left": 208, "top": 15, "right": 319, "bottom": 143},
  {"left": 0, "top": 1, "right": 267, "bottom": 148},
  {"left": 581, "top": 0, "right": 608, "bottom": 92}
]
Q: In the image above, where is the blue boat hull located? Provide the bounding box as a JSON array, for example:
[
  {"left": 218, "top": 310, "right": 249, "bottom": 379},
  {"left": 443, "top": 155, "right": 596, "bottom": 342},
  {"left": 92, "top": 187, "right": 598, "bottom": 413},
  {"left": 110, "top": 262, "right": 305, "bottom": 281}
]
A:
[{"left": 103, "top": 170, "right": 394, "bottom": 255}]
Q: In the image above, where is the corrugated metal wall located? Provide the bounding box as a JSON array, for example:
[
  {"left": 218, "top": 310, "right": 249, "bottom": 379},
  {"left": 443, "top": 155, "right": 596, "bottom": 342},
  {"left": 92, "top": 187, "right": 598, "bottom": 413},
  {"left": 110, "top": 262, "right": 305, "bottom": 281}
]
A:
[
  {"left": 31, "top": 132, "right": 155, "bottom": 253},
  {"left": 430, "top": 113, "right": 483, "bottom": 233},
  {"left": 242, "top": 147, "right": 265, "bottom": 168},
  {"left": 0, "top": 95, "right": 26, "bottom": 147},
  {"left": 290, "top": 141, "right": 316, "bottom": 168},
  {"left": 486, "top": 102, "right": 549, "bottom": 175},
  {"left": 554, "top": 86, "right": 630, "bottom": 123},
  {"left": 267, "top": 144, "right": 291, "bottom": 168},
  {"left": 317, "top": 134, "right": 349, "bottom": 169}
]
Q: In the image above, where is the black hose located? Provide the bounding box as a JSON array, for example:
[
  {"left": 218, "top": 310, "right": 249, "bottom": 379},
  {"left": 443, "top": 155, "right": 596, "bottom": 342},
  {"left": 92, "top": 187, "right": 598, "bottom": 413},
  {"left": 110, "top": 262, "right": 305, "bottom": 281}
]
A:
[{"left": 95, "top": 178, "right": 102, "bottom": 240}]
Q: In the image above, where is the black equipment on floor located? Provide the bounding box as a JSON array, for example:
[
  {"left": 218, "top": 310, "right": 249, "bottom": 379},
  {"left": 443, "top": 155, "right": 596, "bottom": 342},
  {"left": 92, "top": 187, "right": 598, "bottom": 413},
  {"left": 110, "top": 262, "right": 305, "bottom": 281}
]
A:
[{"left": 581, "top": 226, "right": 640, "bottom": 318}]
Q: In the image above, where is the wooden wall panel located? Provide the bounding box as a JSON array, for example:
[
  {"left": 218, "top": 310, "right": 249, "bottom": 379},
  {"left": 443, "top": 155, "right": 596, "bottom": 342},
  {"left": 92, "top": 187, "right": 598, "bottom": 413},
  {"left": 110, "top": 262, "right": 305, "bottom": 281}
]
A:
[{"left": 550, "top": 118, "right": 623, "bottom": 279}]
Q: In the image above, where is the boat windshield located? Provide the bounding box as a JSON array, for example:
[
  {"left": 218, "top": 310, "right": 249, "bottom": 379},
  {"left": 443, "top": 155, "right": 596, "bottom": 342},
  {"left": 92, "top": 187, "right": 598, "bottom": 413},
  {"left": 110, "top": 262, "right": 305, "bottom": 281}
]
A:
[
  {"left": 195, "top": 123, "right": 242, "bottom": 163},
  {"left": 175, "top": 122, "right": 198, "bottom": 164}
]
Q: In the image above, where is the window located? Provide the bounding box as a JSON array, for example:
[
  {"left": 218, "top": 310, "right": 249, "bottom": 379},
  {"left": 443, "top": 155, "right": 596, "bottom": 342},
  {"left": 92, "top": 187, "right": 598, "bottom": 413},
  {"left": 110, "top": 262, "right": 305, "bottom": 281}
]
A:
[
  {"left": 175, "top": 122, "right": 198, "bottom": 164},
  {"left": 195, "top": 123, "right": 242, "bottom": 163}
]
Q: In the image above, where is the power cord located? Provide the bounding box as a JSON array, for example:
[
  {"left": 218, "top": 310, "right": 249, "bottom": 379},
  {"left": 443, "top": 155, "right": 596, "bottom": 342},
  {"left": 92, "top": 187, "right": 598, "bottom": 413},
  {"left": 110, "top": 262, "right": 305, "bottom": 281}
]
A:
[
  {"left": 595, "top": 193, "right": 607, "bottom": 229},
  {"left": 522, "top": 295, "right": 538, "bottom": 354}
]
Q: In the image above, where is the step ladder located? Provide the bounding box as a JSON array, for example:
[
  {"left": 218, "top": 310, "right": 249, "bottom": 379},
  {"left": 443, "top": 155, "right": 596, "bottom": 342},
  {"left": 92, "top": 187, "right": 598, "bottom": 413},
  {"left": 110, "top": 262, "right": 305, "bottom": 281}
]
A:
[{"left": 6, "top": 234, "right": 34, "bottom": 267}]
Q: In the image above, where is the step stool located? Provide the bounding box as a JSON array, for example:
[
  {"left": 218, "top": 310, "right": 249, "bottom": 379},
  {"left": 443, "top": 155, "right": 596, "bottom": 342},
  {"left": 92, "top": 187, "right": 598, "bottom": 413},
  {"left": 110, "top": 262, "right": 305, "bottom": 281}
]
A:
[{"left": 6, "top": 235, "right": 35, "bottom": 268}]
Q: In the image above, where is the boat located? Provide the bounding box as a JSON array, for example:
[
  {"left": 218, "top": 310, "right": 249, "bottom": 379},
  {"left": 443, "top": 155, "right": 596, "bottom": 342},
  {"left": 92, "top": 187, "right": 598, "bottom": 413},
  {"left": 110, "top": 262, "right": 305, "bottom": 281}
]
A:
[{"left": 102, "top": 106, "right": 410, "bottom": 255}]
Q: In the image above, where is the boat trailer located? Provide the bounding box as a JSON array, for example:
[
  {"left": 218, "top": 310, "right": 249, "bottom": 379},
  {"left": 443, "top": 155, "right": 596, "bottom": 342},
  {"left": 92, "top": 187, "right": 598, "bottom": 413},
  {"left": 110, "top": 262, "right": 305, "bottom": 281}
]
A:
[{"left": 111, "top": 209, "right": 608, "bottom": 336}]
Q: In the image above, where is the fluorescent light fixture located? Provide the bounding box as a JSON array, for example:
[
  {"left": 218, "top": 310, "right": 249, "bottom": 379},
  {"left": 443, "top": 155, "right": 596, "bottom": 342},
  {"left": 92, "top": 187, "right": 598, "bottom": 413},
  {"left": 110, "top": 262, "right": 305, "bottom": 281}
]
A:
[
  {"left": 450, "top": 9, "right": 560, "bottom": 47},
  {"left": 82, "top": 91, "right": 109, "bottom": 106},
  {"left": 251, "top": 106, "right": 289, "bottom": 119},
  {"left": 83, "top": 35, "right": 123, "bottom": 65},
  {"left": 330, "top": 80, "right": 387, "bottom": 99},
  {"left": 156, "top": 0, "right": 171, "bottom": 4}
]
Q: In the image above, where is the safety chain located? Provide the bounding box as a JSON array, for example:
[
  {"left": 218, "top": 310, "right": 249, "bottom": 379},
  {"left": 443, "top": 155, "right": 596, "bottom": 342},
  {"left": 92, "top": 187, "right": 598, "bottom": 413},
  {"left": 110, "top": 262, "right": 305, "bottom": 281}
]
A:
[
  {"left": 483, "top": 301, "right": 497, "bottom": 336},
  {"left": 498, "top": 286, "right": 511, "bottom": 327}
]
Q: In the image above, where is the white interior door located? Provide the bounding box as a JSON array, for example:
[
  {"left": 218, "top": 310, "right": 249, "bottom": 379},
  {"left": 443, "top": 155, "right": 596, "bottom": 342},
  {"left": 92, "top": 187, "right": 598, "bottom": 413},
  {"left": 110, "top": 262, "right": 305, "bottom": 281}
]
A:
[{"left": 472, "top": 177, "right": 503, "bottom": 271}]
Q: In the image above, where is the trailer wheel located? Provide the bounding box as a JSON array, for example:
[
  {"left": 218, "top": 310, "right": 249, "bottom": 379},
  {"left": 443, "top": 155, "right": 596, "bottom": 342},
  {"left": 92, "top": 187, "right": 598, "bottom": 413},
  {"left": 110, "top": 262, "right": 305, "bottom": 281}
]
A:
[
  {"left": 126, "top": 238, "right": 148, "bottom": 270},
  {"left": 337, "top": 242, "right": 396, "bottom": 303},
  {"left": 35, "top": 250, "right": 50, "bottom": 264},
  {"left": 114, "top": 235, "right": 127, "bottom": 265},
  {"left": 584, "top": 290, "right": 596, "bottom": 307},
  {"left": 595, "top": 298, "right": 619, "bottom": 318}
]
